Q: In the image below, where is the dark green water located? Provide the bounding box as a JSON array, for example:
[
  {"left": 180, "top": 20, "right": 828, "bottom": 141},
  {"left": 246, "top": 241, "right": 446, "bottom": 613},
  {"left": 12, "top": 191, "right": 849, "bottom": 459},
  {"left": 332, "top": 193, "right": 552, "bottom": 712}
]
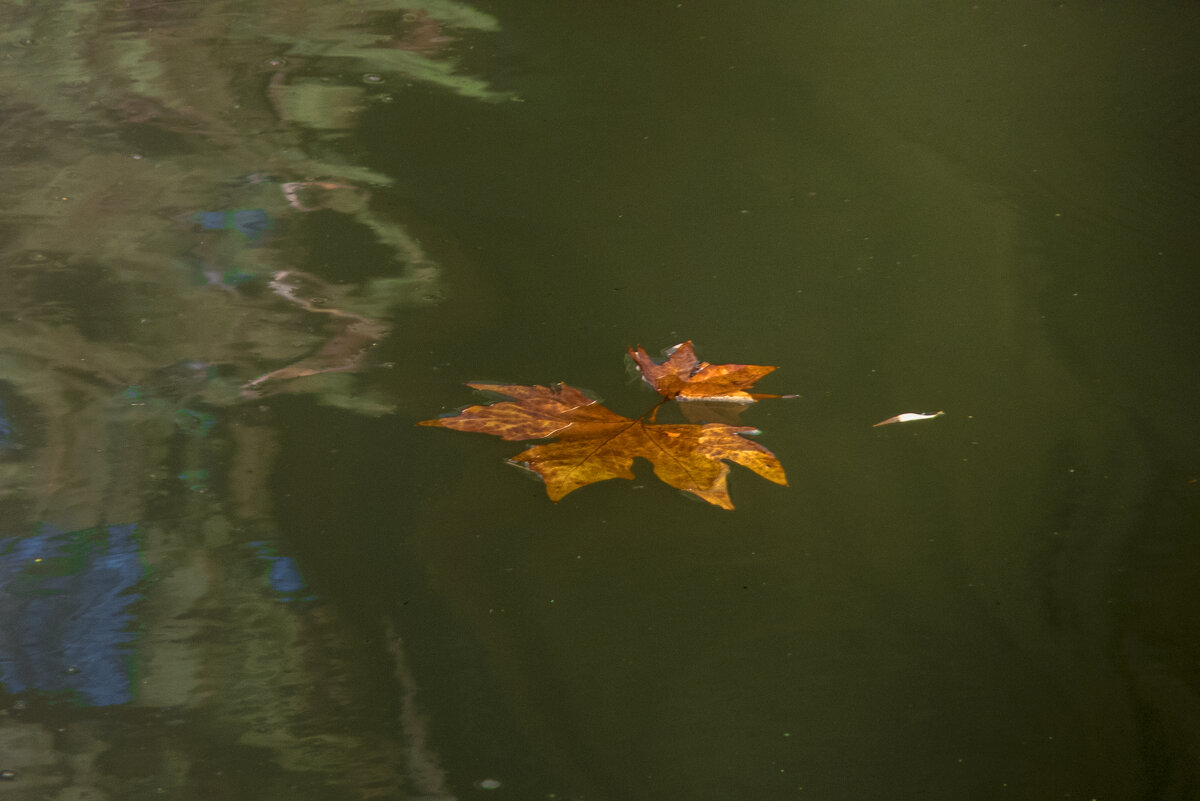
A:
[{"left": 2, "top": 2, "right": 1198, "bottom": 799}]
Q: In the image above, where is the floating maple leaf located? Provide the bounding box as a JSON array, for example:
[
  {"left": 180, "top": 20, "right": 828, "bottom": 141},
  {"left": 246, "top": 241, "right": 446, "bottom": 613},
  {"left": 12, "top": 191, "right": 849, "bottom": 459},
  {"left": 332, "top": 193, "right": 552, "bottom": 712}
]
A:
[
  {"left": 419, "top": 344, "right": 790, "bottom": 509},
  {"left": 628, "top": 340, "right": 781, "bottom": 402}
]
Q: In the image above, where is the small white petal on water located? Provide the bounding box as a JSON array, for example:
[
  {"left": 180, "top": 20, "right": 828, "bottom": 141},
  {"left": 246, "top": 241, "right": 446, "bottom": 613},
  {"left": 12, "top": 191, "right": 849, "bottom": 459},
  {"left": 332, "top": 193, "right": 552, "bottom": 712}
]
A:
[{"left": 873, "top": 411, "right": 945, "bottom": 428}]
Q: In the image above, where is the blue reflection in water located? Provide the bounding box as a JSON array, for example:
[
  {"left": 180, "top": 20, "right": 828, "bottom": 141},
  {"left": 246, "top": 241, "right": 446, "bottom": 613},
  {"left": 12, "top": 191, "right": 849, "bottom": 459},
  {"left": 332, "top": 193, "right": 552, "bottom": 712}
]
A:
[
  {"left": 249, "top": 541, "right": 315, "bottom": 602},
  {"left": 0, "top": 524, "right": 143, "bottom": 706},
  {"left": 192, "top": 208, "right": 272, "bottom": 242}
]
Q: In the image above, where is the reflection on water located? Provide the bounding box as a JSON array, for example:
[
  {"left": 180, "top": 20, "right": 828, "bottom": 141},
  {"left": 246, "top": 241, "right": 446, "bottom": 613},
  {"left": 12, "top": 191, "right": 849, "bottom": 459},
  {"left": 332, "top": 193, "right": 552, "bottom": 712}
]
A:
[
  {"left": 249, "top": 540, "right": 316, "bottom": 603},
  {"left": 3, "top": 0, "right": 1199, "bottom": 799},
  {"left": 0, "top": 524, "right": 142, "bottom": 707},
  {"left": 0, "top": 0, "right": 507, "bottom": 797}
]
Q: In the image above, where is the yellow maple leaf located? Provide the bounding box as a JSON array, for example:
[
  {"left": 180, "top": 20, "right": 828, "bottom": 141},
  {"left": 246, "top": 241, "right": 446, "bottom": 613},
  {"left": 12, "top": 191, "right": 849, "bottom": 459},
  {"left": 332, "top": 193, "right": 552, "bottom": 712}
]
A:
[{"left": 419, "top": 381, "right": 787, "bottom": 509}]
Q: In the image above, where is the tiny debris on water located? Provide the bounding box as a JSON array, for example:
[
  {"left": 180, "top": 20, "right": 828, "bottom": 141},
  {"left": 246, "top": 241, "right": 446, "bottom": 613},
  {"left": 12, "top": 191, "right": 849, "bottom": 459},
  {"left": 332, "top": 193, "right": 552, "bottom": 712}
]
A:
[{"left": 873, "top": 410, "right": 946, "bottom": 428}]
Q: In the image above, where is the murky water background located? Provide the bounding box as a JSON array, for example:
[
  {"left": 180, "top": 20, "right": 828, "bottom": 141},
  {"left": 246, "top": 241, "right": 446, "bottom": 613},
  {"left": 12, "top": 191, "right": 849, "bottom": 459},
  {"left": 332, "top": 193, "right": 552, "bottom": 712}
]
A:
[{"left": 2, "top": 2, "right": 1198, "bottom": 799}]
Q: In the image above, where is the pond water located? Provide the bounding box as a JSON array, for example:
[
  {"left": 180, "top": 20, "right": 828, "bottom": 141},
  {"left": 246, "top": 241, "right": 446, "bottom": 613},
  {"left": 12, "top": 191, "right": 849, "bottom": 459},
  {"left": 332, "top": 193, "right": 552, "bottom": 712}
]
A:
[{"left": 2, "top": 2, "right": 1198, "bottom": 799}]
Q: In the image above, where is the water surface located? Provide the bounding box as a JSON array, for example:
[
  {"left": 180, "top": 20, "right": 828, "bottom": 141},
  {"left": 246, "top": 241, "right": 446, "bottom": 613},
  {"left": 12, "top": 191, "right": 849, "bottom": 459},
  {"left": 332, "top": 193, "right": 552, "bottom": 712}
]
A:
[{"left": 2, "top": 2, "right": 1198, "bottom": 799}]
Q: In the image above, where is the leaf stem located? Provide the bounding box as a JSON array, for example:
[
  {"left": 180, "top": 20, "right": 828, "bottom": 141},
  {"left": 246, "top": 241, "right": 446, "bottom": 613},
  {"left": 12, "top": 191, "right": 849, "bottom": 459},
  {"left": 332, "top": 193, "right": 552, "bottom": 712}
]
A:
[{"left": 643, "top": 397, "right": 669, "bottom": 424}]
